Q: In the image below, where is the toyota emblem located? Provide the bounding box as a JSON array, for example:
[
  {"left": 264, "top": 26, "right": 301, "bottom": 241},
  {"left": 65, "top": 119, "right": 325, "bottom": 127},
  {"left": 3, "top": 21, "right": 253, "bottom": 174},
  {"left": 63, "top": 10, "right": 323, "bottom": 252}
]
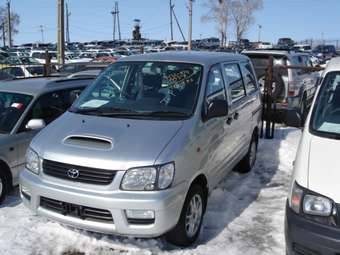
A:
[{"left": 67, "top": 168, "right": 80, "bottom": 179}]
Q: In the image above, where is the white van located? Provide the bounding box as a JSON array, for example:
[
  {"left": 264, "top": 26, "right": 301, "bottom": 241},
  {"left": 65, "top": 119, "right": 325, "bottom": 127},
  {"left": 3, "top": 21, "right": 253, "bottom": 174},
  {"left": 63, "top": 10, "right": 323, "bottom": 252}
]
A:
[{"left": 285, "top": 57, "right": 340, "bottom": 254}]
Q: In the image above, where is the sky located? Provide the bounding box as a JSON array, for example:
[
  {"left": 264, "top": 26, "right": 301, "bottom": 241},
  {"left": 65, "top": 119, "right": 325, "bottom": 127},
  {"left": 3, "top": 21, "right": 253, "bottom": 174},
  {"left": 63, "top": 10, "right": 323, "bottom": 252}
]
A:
[{"left": 3, "top": 0, "right": 340, "bottom": 45}]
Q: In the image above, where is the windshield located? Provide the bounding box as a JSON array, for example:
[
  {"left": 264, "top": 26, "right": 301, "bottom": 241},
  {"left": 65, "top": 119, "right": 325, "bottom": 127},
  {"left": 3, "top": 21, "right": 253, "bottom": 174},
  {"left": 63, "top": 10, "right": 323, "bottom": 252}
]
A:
[
  {"left": 71, "top": 61, "right": 203, "bottom": 119},
  {"left": 0, "top": 92, "right": 33, "bottom": 133},
  {"left": 311, "top": 72, "right": 340, "bottom": 138}
]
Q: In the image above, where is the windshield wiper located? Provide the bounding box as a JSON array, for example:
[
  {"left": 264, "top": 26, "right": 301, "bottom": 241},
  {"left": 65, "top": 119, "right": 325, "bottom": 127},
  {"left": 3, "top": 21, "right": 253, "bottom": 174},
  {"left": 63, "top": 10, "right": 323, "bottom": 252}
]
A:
[
  {"left": 70, "top": 107, "right": 139, "bottom": 116},
  {"left": 141, "top": 111, "right": 189, "bottom": 117}
]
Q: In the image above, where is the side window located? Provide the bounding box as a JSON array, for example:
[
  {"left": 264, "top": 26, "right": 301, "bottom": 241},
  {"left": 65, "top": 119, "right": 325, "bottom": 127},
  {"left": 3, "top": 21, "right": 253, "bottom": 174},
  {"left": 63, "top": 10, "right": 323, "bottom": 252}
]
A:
[
  {"left": 10, "top": 67, "right": 25, "bottom": 77},
  {"left": 240, "top": 62, "right": 257, "bottom": 94},
  {"left": 223, "top": 64, "right": 246, "bottom": 102},
  {"left": 205, "top": 65, "right": 226, "bottom": 103},
  {"left": 19, "top": 87, "right": 84, "bottom": 132}
]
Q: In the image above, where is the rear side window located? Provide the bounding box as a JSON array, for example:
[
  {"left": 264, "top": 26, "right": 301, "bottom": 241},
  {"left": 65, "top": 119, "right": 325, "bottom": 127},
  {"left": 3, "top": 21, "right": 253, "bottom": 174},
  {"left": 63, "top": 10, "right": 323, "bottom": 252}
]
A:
[
  {"left": 18, "top": 87, "right": 84, "bottom": 132},
  {"left": 205, "top": 65, "right": 226, "bottom": 103},
  {"left": 240, "top": 62, "right": 257, "bottom": 94},
  {"left": 223, "top": 64, "right": 246, "bottom": 102}
]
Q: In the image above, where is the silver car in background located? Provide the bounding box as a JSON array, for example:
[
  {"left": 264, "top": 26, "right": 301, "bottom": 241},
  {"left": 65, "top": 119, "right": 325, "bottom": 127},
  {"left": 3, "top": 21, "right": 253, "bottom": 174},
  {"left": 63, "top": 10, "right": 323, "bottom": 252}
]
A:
[
  {"left": 20, "top": 52, "right": 261, "bottom": 246},
  {"left": 0, "top": 77, "right": 92, "bottom": 203}
]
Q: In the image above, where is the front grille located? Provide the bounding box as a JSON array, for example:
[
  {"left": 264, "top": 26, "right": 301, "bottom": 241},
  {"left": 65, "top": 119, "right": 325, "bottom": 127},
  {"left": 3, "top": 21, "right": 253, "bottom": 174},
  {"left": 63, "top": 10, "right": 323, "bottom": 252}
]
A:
[
  {"left": 40, "top": 196, "right": 113, "bottom": 223},
  {"left": 43, "top": 159, "right": 116, "bottom": 185}
]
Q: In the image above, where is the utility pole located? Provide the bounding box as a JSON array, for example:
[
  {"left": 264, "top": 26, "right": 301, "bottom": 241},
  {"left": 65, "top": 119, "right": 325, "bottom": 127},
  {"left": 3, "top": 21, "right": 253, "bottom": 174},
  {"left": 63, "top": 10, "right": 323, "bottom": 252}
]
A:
[
  {"left": 66, "top": 2, "right": 71, "bottom": 43},
  {"left": 7, "top": 0, "right": 12, "bottom": 47},
  {"left": 188, "top": 0, "right": 193, "bottom": 50},
  {"left": 39, "top": 25, "right": 44, "bottom": 43},
  {"left": 111, "top": 5, "right": 116, "bottom": 40},
  {"left": 170, "top": 0, "right": 173, "bottom": 41},
  {"left": 57, "top": 0, "right": 65, "bottom": 64},
  {"left": 1, "top": 23, "right": 5, "bottom": 47},
  {"left": 116, "top": 2, "right": 121, "bottom": 40},
  {"left": 258, "top": 24, "right": 262, "bottom": 42}
]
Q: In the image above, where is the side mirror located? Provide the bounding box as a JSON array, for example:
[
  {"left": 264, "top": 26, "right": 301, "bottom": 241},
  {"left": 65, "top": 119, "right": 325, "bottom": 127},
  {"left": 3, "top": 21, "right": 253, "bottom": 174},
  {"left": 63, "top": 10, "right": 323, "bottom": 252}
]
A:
[
  {"left": 205, "top": 99, "right": 228, "bottom": 120},
  {"left": 25, "top": 119, "right": 46, "bottom": 130}
]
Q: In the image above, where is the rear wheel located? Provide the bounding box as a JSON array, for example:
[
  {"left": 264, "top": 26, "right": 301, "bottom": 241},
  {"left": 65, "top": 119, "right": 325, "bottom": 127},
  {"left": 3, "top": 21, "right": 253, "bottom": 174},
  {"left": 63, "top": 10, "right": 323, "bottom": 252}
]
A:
[
  {"left": 237, "top": 132, "right": 258, "bottom": 174},
  {"left": 165, "top": 184, "right": 206, "bottom": 247},
  {"left": 0, "top": 171, "right": 8, "bottom": 204}
]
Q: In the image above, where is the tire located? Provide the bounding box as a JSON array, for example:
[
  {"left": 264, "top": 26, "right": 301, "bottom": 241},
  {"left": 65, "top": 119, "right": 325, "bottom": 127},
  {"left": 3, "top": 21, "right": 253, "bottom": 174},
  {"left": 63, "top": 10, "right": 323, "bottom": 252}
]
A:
[
  {"left": 165, "top": 184, "right": 206, "bottom": 247},
  {"left": 237, "top": 132, "right": 258, "bottom": 174},
  {"left": 0, "top": 171, "right": 8, "bottom": 204},
  {"left": 258, "top": 73, "right": 284, "bottom": 100}
]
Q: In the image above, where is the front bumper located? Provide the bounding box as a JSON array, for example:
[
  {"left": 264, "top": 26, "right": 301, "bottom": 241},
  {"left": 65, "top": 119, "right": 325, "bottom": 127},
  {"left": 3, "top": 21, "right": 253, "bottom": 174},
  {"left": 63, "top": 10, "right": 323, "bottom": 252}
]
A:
[
  {"left": 285, "top": 202, "right": 340, "bottom": 255},
  {"left": 19, "top": 169, "right": 187, "bottom": 238}
]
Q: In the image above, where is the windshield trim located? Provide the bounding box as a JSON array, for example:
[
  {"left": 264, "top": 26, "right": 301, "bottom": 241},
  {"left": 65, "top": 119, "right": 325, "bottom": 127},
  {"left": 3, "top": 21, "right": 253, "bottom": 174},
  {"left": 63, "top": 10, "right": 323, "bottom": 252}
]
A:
[
  {"left": 70, "top": 61, "right": 204, "bottom": 121},
  {"left": 309, "top": 71, "right": 340, "bottom": 139}
]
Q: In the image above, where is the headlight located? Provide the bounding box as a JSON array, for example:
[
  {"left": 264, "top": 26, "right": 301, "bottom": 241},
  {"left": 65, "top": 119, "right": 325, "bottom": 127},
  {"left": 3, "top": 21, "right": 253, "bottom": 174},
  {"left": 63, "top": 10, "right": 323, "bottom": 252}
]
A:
[
  {"left": 25, "top": 148, "right": 40, "bottom": 174},
  {"left": 290, "top": 182, "right": 334, "bottom": 217},
  {"left": 158, "top": 163, "right": 175, "bottom": 189},
  {"left": 290, "top": 182, "right": 303, "bottom": 214},
  {"left": 303, "top": 195, "right": 332, "bottom": 217},
  {"left": 121, "top": 163, "right": 175, "bottom": 191}
]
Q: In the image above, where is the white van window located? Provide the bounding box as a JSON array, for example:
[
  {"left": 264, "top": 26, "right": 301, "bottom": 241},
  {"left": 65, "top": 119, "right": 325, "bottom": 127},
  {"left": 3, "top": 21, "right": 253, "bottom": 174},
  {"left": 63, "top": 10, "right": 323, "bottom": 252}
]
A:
[
  {"left": 223, "top": 64, "right": 246, "bottom": 102},
  {"left": 311, "top": 72, "right": 340, "bottom": 137}
]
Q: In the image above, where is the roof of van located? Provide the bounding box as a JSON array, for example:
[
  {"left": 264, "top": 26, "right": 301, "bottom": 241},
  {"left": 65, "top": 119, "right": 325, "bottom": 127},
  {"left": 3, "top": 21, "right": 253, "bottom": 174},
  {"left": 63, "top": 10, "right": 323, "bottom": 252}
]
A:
[
  {"left": 243, "top": 49, "right": 309, "bottom": 57},
  {"left": 0, "top": 77, "right": 93, "bottom": 96},
  {"left": 117, "top": 51, "right": 249, "bottom": 66},
  {"left": 323, "top": 57, "right": 340, "bottom": 74}
]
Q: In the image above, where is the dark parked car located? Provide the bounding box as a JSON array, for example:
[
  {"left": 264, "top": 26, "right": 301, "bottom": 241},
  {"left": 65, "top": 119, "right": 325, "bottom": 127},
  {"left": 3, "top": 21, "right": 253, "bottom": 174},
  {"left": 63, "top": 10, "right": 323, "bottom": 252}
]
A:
[
  {"left": 313, "top": 45, "right": 337, "bottom": 60},
  {"left": 277, "top": 38, "right": 295, "bottom": 49}
]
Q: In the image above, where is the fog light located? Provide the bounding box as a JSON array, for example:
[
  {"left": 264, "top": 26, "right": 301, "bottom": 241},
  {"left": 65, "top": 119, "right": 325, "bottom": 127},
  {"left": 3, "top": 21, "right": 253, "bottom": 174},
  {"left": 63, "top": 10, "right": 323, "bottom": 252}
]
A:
[
  {"left": 125, "top": 209, "right": 155, "bottom": 219},
  {"left": 20, "top": 185, "right": 31, "bottom": 201}
]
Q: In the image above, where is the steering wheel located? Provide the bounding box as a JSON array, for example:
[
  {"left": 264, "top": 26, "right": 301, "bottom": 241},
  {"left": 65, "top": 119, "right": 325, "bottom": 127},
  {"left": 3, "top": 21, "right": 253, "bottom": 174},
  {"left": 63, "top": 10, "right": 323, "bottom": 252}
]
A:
[{"left": 102, "top": 75, "right": 120, "bottom": 91}]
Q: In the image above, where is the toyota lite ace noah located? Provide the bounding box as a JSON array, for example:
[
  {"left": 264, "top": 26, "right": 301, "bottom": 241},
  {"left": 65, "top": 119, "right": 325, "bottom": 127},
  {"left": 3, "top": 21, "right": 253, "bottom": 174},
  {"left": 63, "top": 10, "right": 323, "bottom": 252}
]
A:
[{"left": 20, "top": 52, "right": 261, "bottom": 246}]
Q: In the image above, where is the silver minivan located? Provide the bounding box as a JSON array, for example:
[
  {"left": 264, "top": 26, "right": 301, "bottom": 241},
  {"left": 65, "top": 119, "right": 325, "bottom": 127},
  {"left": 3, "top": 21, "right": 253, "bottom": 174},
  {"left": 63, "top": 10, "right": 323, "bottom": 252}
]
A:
[{"left": 20, "top": 52, "right": 261, "bottom": 246}]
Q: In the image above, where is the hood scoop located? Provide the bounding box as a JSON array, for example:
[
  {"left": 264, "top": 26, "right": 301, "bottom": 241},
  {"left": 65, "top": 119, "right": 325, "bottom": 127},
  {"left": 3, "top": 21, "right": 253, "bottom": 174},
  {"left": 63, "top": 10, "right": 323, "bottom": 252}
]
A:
[{"left": 63, "top": 135, "right": 113, "bottom": 150}]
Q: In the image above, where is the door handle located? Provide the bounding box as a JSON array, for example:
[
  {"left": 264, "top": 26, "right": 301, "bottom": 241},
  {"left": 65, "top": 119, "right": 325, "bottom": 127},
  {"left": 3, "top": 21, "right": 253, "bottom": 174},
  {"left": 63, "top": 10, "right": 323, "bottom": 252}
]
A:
[{"left": 234, "top": 112, "right": 239, "bottom": 120}]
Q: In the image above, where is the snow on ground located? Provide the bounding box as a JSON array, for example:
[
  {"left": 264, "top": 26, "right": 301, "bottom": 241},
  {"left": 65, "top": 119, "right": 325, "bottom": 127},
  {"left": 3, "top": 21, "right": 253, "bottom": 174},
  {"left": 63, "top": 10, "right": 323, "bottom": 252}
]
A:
[{"left": 0, "top": 128, "right": 301, "bottom": 255}]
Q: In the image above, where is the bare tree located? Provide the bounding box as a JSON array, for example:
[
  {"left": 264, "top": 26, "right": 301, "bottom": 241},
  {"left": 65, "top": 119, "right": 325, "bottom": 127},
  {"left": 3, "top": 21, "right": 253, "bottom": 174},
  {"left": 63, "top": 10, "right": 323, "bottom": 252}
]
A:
[
  {"left": 230, "top": 0, "right": 262, "bottom": 42},
  {"left": 202, "top": 0, "right": 231, "bottom": 47},
  {"left": 0, "top": 7, "right": 20, "bottom": 46}
]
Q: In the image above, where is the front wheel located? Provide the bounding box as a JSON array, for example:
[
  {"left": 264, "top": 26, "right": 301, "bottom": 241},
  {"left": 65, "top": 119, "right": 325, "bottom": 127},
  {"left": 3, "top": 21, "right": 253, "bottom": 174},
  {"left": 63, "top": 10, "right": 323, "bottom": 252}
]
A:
[{"left": 165, "top": 184, "right": 206, "bottom": 247}]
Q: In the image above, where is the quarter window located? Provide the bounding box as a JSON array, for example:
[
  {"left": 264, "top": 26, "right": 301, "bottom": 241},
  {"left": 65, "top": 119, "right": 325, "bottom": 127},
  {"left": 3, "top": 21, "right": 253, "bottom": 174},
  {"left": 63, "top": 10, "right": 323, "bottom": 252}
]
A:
[
  {"left": 206, "top": 65, "right": 226, "bottom": 103},
  {"left": 223, "top": 64, "right": 246, "bottom": 102},
  {"left": 240, "top": 62, "right": 257, "bottom": 94}
]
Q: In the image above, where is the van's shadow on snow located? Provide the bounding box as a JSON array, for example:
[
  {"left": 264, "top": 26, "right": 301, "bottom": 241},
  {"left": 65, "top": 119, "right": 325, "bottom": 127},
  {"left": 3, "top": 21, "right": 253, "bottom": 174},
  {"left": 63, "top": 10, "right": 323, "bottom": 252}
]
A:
[
  {"left": 194, "top": 128, "right": 292, "bottom": 248},
  {"left": 0, "top": 187, "right": 21, "bottom": 208}
]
